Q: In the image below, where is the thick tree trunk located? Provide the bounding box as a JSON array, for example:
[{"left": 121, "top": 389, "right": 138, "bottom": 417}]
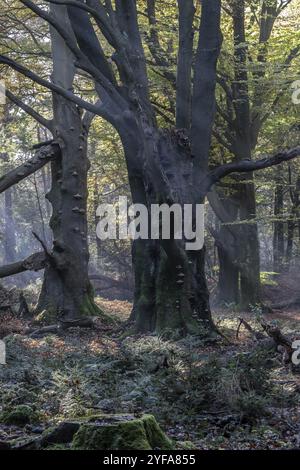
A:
[
  {"left": 214, "top": 196, "right": 240, "bottom": 305},
  {"left": 123, "top": 129, "right": 214, "bottom": 335},
  {"left": 130, "top": 239, "right": 212, "bottom": 335}
]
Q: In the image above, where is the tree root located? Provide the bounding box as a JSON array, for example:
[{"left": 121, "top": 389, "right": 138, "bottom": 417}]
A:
[{"left": 26, "top": 318, "right": 95, "bottom": 337}]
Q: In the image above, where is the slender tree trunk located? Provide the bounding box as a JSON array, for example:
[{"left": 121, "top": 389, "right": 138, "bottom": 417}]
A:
[
  {"left": 238, "top": 175, "right": 261, "bottom": 308},
  {"left": 4, "top": 187, "right": 16, "bottom": 264},
  {"left": 286, "top": 220, "right": 294, "bottom": 268}
]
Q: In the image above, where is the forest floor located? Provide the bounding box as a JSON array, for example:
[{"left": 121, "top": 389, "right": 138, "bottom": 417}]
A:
[{"left": 1, "top": 293, "right": 300, "bottom": 450}]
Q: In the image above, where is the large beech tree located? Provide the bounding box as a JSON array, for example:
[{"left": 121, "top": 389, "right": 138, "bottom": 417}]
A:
[{"left": 0, "top": 0, "right": 299, "bottom": 334}]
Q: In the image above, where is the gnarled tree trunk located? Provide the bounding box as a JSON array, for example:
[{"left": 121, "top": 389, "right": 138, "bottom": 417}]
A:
[{"left": 124, "top": 129, "right": 213, "bottom": 335}]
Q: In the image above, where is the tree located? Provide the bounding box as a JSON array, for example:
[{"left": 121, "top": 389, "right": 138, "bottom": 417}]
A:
[{"left": 0, "top": 0, "right": 299, "bottom": 335}]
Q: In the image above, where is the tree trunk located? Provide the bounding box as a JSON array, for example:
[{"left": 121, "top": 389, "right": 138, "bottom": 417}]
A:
[
  {"left": 124, "top": 129, "right": 214, "bottom": 335},
  {"left": 217, "top": 242, "right": 239, "bottom": 305},
  {"left": 36, "top": 5, "right": 99, "bottom": 323},
  {"left": 273, "top": 177, "right": 285, "bottom": 272},
  {"left": 214, "top": 195, "right": 239, "bottom": 305},
  {"left": 36, "top": 97, "right": 98, "bottom": 322},
  {"left": 130, "top": 239, "right": 212, "bottom": 335},
  {"left": 238, "top": 175, "right": 261, "bottom": 309}
]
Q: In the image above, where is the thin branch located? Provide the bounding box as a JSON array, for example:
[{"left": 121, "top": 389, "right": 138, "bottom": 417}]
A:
[
  {"left": 21, "top": 0, "right": 126, "bottom": 108},
  {"left": 0, "top": 54, "right": 107, "bottom": 116},
  {"left": 0, "top": 252, "right": 46, "bottom": 279},
  {"left": 206, "top": 146, "right": 300, "bottom": 191}
]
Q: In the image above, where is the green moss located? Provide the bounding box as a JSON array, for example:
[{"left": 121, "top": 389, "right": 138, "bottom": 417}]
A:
[
  {"left": 80, "top": 292, "right": 115, "bottom": 324},
  {"left": 142, "top": 415, "right": 173, "bottom": 449},
  {"left": 80, "top": 293, "right": 102, "bottom": 317},
  {"left": 72, "top": 415, "right": 173, "bottom": 450},
  {"left": 176, "top": 441, "right": 197, "bottom": 450},
  {"left": 260, "top": 272, "right": 279, "bottom": 286},
  {"left": 0, "top": 405, "right": 39, "bottom": 426},
  {"left": 46, "top": 444, "right": 71, "bottom": 450}
]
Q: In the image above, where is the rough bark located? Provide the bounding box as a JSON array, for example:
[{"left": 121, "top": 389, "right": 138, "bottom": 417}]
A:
[
  {"left": 4, "top": 0, "right": 299, "bottom": 336},
  {"left": 126, "top": 130, "right": 214, "bottom": 335}
]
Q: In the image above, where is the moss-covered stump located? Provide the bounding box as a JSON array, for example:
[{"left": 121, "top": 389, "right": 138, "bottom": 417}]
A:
[{"left": 72, "top": 414, "right": 173, "bottom": 450}]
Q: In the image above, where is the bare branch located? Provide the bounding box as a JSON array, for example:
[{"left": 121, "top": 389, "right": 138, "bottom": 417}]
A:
[
  {"left": 0, "top": 143, "right": 60, "bottom": 194},
  {"left": 206, "top": 147, "right": 300, "bottom": 191},
  {"left": 0, "top": 54, "right": 107, "bottom": 116},
  {"left": 6, "top": 89, "right": 53, "bottom": 131}
]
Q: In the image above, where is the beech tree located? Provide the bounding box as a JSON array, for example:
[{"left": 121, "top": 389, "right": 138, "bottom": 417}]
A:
[
  {"left": 211, "top": 0, "right": 300, "bottom": 308},
  {"left": 0, "top": 0, "right": 299, "bottom": 335}
]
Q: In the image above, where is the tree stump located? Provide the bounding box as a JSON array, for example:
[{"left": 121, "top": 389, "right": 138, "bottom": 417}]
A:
[
  {"left": 72, "top": 414, "right": 173, "bottom": 450},
  {"left": 41, "top": 414, "right": 168, "bottom": 451}
]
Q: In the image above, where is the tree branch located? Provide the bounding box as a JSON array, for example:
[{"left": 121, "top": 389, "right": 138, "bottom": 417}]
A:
[
  {"left": 6, "top": 89, "right": 53, "bottom": 131},
  {"left": 21, "top": 0, "right": 126, "bottom": 109},
  {"left": 0, "top": 143, "right": 60, "bottom": 194},
  {"left": 43, "top": 0, "right": 120, "bottom": 48},
  {"left": 176, "top": 0, "right": 195, "bottom": 130},
  {"left": 206, "top": 146, "right": 300, "bottom": 191}
]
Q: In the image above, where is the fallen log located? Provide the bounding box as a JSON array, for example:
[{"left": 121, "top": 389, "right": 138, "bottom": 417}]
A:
[
  {"left": 259, "top": 318, "right": 294, "bottom": 361},
  {"left": 271, "top": 298, "right": 300, "bottom": 310}
]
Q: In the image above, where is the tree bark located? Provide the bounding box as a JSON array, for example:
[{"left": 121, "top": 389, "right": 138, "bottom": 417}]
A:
[
  {"left": 0, "top": 144, "right": 59, "bottom": 195},
  {"left": 0, "top": 252, "right": 46, "bottom": 279}
]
